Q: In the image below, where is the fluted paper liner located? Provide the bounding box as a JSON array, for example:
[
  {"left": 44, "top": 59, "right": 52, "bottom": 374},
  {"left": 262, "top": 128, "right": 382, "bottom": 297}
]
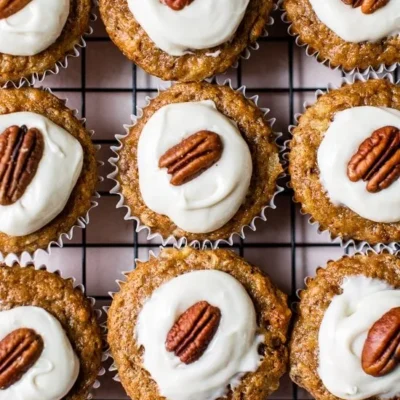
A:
[
  {"left": 108, "top": 79, "right": 285, "bottom": 249},
  {"left": 284, "top": 72, "right": 399, "bottom": 253},
  {"left": 0, "top": 86, "right": 101, "bottom": 263}
]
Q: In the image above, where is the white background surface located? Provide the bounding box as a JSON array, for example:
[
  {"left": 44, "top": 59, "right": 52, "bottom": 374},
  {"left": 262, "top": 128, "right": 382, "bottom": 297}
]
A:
[{"left": 29, "top": 8, "right": 364, "bottom": 400}]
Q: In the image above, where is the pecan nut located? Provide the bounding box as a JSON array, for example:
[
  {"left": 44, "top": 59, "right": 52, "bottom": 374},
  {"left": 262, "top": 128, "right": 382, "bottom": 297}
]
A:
[
  {"left": 361, "top": 307, "right": 400, "bottom": 377},
  {"left": 159, "top": 130, "right": 223, "bottom": 186},
  {"left": 341, "top": 0, "right": 389, "bottom": 14},
  {"left": 165, "top": 301, "right": 221, "bottom": 364},
  {"left": 0, "top": 125, "right": 44, "bottom": 206},
  {"left": 160, "top": 0, "right": 193, "bottom": 11},
  {"left": 347, "top": 126, "right": 400, "bottom": 193},
  {"left": 0, "top": 328, "right": 44, "bottom": 389},
  {"left": 0, "top": 0, "right": 32, "bottom": 19}
]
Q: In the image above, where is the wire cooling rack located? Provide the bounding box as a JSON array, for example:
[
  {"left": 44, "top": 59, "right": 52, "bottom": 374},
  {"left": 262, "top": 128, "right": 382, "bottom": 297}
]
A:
[{"left": 27, "top": 7, "right": 398, "bottom": 400}]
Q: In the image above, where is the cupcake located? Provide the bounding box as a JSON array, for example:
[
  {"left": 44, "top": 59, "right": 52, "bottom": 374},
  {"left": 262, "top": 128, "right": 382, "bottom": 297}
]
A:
[
  {"left": 283, "top": 0, "right": 400, "bottom": 72},
  {"left": 111, "top": 81, "right": 282, "bottom": 244},
  {"left": 0, "top": 0, "right": 91, "bottom": 86},
  {"left": 108, "top": 247, "right": 291, "bottom": 400},
  {"left": 0, "top": 87, "right": 97, "bottom": 257},
  {"left": 289, "top": 77, "right": 400, "bottom": 246},
  {"left": 290, "top": 252, "right": 400, "bottom": 400},
  {"left": 99, "top": 0, "right": 274, "bottom": 82},
  {"left": 0, "top": 263, "right": 103, "bottom": 399}
]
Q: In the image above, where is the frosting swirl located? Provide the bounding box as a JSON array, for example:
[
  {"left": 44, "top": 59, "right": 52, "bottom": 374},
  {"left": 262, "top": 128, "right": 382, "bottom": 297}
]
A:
[
  {"left": 318, "top": 276, "right": 400, "bottom": 400},
  {"left": 0, "top": 112, "right": 83, "bottom": 237},
  {"left": 127, "top": 0, "right": 249, "bottom": 56},
  {"left": 0, "top": 0, "right": 69, "bottom": 56},
  {"left": 0, "top": 306, "right": 79, "bottom": 400},
  {"left": 309, "top": 0, "right": 400, "bottom": 43},
  {"left": 317, "top": 106, "right": 400, "bottom": 223},
  {"left": 137, "top": 100, "right": 252, "bottom": 234},
  {"left": 136, "top": 270, "right": 263, "bottom": 400}
]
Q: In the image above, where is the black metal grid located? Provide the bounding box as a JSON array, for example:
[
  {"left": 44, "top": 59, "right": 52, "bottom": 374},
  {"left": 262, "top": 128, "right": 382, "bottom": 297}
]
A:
[{"left": 45, "top": 11, "right": 368, "bottom": 399}]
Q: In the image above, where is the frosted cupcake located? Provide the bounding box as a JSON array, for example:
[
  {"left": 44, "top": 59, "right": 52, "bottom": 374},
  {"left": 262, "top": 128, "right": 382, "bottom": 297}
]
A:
[
  {"left": 108, "top": 247, "right": 291, "bottom": 400},
  {"left": 111, "top": 81, "right": 282, "bottom": 244},
  {"left": 0, "top": 0, "right": 91, "bottom": 85},
  {"left": 289, "top": 78, "right": 400, "bottom": 245},
  {"left": 290, "top": 252, "right": 400, "bottom": 400},
  {"left": 99, "top": 0, "right": 274, "bottom": 81},
  {"left": 283, "top": 0, "right": 400, "bottom": 72},
  {"left": 0, "top": 87, "right": 97, "bottom": 256},
  {"left": 0, "top": 263, "right": 103, "bottom": 399}
]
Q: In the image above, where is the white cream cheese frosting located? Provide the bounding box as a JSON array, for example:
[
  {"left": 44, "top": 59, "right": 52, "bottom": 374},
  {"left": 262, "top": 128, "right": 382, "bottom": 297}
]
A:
[
  {"left": 309, "top": 0, "right": 400, "bottom": 43},
  {"left": 0, "top": 306, "right": 79, "bottom": 400},
  {"left": 317, "top": 106, "right": 400, "bottom": 223},
  {"left": 318, "top": 276, "right": 400, "bottom": 400},
  {"left": 137, "top": 100, "right": 252, "bottom": 234},
  {"left": 0, "top": 112, "right": 83, "bottom": 237},
  {"left": 0, "top": 0, "right": 69, "bottom": 56},
  {"left": 127, "top": 0, "right": 249, "bottom": 56},
  {"left": 136, "top": 270, "right": 263, "bottom": 400}
]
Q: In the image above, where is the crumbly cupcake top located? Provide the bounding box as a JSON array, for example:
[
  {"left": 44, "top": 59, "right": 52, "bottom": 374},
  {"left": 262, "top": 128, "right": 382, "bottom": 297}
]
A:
[
  {"left": 99, "top": 0, "right": 273, "bottom": 82},
  {"left": 116, "top": 82, "right": 282, "bottom": 242},
  {"left": 127, "top": 0, "right": 249, "bottom": 56},
  {"left": 0, "top": 87, "right": 97, "bottom": 255},
  {"left": 290, "top": 252, "right": 400, "bottom": 400},
  {"left": 0, "top": 264, "right": 103, "bottom": 400},
  {"left": 108, "top": 247, "right": 291, "bottom": 400},
  {"left": 0, "top": 0, "right": 69, "bottom": 57},
  {"left": 289, "top": 79, "right": 400, "bottom": 244},
  {"left": 283, "top": 0, "right": 400, "bottom": 71}
]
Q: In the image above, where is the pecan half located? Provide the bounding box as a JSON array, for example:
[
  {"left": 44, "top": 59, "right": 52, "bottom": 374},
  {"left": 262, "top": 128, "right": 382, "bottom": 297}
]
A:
[
  {"left": 0, "top": 328, "right": 44, "bottom": 389},
  {"left": 362, "top": 307, "right": 400, "bottom": 377},
  {"left": 160, "top": 0, "right": 193, "bottom": 11},
  {"left": 0, "top": 0, "right": 32, "bottom": 19},
  {"left": 166, "top": 301, "right": 221, "bottom": 364},
  {"left": 341, "top": 0, "right": 389, "bottom": 14},
  {"left": 159, "top": 130, "right": 223, "bottom": 186},
  {"left": 0, "top": 125, "right": 44, "bottom": 206},
  {"left": 347, "top": 126, "right": 400, "bottom": 193}
]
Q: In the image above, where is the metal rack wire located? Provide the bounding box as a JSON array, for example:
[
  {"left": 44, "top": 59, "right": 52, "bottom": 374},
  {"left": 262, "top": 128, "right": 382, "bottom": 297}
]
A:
[{"left": 46, "top": 13, "right": 356, "bottom": 400}]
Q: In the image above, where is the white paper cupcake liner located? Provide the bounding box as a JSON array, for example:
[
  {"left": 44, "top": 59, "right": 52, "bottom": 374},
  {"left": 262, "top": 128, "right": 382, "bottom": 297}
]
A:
[
  {"left": 108, "top": 79, "right": 285, "bottom": 250},
  {"left": 0, "top": 261, "right": 107, "bottom": 399},
  {"left": 0, "top": 86, "right": 101, "bottom": 264},
  {"left": 278, "top": 0, "right": 399, "bottom": 76},
  {"left": 0, "top": 4, "right": 96, "bottom": 89},
  {"left": 285, "top": 71, "right": 399, "bottom": 253},
  {"left": 229, "top": 3, "right": 277, "bottom": 70}
]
